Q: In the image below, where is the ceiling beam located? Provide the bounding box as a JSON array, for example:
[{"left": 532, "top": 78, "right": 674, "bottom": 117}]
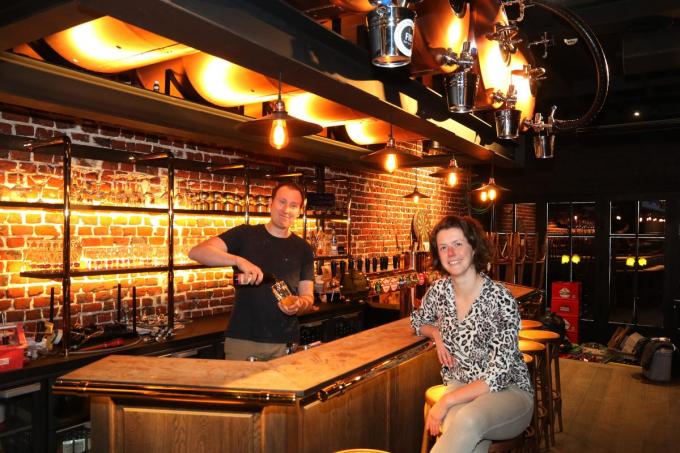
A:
[
  {"left": 0, "top": 0, "right": 100, "bottom": 50},
  {"left": 76, "top": 0, "right": 513, "bottom": 164},
  {"left": 0, "top": 52, "right": 374, "bottom": 170}
]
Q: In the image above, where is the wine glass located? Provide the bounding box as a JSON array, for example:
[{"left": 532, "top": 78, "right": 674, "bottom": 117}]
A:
[{"left": 30, "top": 174, "right": 51, "bottom": 202}]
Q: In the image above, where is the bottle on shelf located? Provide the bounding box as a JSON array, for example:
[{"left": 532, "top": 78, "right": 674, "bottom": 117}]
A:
[{"left": 330, "top": 228, "right": 338, "bottom": 255}]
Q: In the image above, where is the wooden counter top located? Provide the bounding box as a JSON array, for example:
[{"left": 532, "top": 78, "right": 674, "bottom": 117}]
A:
[{"left": 54, "top": 318, "right": 430, "bottom": 403}]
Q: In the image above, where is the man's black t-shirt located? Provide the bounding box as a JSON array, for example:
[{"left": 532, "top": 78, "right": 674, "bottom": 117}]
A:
[{"left": 218, "top": 224, "right": 314, "bottom": 343}]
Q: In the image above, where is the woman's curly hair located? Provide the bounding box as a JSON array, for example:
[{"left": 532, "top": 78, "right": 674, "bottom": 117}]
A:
[{"left": 429, "top": 215, "right": 491, "bottom": 274}]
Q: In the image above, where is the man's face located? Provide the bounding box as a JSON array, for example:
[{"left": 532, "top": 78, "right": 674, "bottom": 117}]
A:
[{"left": 269, "top": 186, "right": 303, "bottom": 230}]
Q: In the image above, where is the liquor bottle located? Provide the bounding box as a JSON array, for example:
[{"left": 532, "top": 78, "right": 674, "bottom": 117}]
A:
[
  {"left": 330, "top": 228, "right": 338, "bottom": 255},
  {"left": 232, "top": 272, "right": 277, "bottom": 286}
]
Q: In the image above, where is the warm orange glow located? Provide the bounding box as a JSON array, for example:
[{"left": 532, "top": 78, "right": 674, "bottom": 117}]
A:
[
  {"left": 136, "top": 58, "right": 186, "bottom": 97},
  {"left": 45, "top": 16, "right": 196, "bottom": 73},
  {"left": 480, "top": 191, "right": 488, "bottom": 202},
  {"left": 413, "top": 0, "right": 470, "bottom": 73},
  {"left": 447, "top": 171, "right": 458, "bottom": 187},
  {"left": 183, "top": 53, "right": 300, "bottom": 107},
  {"left": 488, "top": 188, "right": 497, "bottom": 200},
  {"left": 385, "top": 154, "right": 398, "bottom": 173},
  {"left": 345, "top": 119, "right": 423, "bottom": 145},
  {"left": 13, "top": 43, "right": 43, "bottom": 61},
  {"left": 413, "top": 194, "right": 420, "bottom": 204},
  {"left": 286, "top": 92, "right": 366, "bottom": 127},
  {"left": 269, "top": 119, "right": 289, "bottom": 149},
  {"left": 471, "top": 6, "right": 535, "bottom": 124}
]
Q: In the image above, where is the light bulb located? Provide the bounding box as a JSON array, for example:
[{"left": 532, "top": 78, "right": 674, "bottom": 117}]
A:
[
  {"left": 413, "top": 194, "right": 420, "bottom": 203},
  {"left": 269, "top": 119, "right": 289, "bottom": 149},
  {"left": 571, "top": 254, "right": 581, "bottom": 264},
  {"left": 480, "top": 191, "right": 488, "bottom": 202},
  {"left": 561, "top": 255, "right": 570, "bottom": 264},
  {"left": 384, "top": 153, "right": 397, "bottom": 173},
  {"left": 488, "top": 188, "right": 497, "bottom": 201},
  {"left": 447, "top": 171, "right": 457, "bottom": 187},
  {"left": 625, "top": 257, "right": 635, "bottom": 267},
  {"left": 638, "top": 257, "right": 647, "bottom": 267}
]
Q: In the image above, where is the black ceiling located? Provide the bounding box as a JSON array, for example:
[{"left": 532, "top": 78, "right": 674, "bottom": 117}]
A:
[{"left": 527, "top": 0, "right": 680, "bottom": 127}]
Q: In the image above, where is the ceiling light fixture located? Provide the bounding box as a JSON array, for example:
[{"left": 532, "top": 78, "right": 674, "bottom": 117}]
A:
[
  {"left": 235, "top": 73, "right": 322, "bottom": 150},
  {"left": 360, "top": 123, "right": 421, "bottom": 173},
  {"left": 430, "top": 155, "right": 459, "bottom": 187},
  {"left": 471, "top": 153, "right": 508, "bottom": 202},
  {"left": 403, "top": 169, "right": 429, "bottom": 204}
]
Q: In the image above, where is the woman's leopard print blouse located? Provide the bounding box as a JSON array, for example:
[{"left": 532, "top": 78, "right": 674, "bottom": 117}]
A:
[{"left": 411, "top": 274, "right": 532, "bottom": 393}]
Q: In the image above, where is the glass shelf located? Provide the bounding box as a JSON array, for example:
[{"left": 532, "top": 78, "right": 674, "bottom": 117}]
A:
[
  {"left": 20, "top": 263, "right": 224, "bottom": 279},
  {"left": 175, "top": 208, "right": 270, "bottom": 217},
  {"left": 71, "top": 204, "right": 167, "bottom": 214},
  {"left": 0, "top": 200, "right": 64, "bottom": 210}
]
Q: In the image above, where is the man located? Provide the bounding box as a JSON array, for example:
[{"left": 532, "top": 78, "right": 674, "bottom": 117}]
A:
[{"left": 189, "top": 182, "right": 314, "bottom": 361}]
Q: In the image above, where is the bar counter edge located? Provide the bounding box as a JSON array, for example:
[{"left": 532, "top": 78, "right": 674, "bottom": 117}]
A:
[{"left": 53, "top": 318, "right": 441, "bottom": 453}]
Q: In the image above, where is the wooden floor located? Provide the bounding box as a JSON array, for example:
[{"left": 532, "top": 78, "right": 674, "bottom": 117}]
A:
[{"left": 552, "top": 358, "right": 680, "bottom": 453}]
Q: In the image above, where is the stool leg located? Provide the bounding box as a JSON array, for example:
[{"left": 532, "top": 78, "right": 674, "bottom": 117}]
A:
[
  {"left": 545, "top": 345, "right": 556, "bottom": 446},
  {"left": 552, "top": 351, "right": 563, "bottom": 433}
]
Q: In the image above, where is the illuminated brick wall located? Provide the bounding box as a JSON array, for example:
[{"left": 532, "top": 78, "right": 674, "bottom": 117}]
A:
[{"left": 0, "top": 106, "right": 468, "bottom": 332}]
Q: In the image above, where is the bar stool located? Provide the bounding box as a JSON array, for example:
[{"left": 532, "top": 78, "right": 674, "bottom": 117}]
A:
[
  {"left": 518, "top": 340, "right": 549, "bottom": 452},
  {"left": 519, "top": 330, "right": 562, "bottom": 444},
  {"left": 334, "top": 450, "right": 390, "bottom": 453},
  {"left": 520, "top": 319, "right": 543, "bottom": 330},
  {"left": 421, "top": 385, "right": 528, "bottom": 453}
]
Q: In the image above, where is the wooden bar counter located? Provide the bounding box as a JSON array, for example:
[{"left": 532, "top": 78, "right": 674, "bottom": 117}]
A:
[{"left": 54, "top": 318, "right": 440, "bottom": 453}]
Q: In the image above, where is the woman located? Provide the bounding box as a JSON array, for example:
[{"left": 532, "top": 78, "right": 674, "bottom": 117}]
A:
[{"left": 411, "top": 215, "right": 533, "bottom": 453}]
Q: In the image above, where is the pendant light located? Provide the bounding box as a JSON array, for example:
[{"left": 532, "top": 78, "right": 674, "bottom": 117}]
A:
[
  {"left": 471, "top": 153, "right": 509, "bottom": 202},
  {"left": 403, "top": 169, "right": 429, "bottom": 203},
  {"left": 235, "top": 73, "right": 322, "bottom": 150},
  {"left": 430, "top": 154, "right": 459, "bottom": 187},
  {"left": 360, "top": 123, "right": 421, "bottom": 173}
]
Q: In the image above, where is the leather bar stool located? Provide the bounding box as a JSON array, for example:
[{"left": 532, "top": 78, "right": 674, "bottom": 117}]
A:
[
  {"left": 335, "top": 450, "right": 390, "bottom": 453},
  {"left": 519, "top": 329, "right": 562, "bottom": 445},
  {"left": 421, "top": 384, "right": 528, "bottom": 453},
  {"left": 520, "top": 319, "right": 543, "bottom": 330},
  {"left": 519, "top": 340, "right": 549, "bottom": 452}
]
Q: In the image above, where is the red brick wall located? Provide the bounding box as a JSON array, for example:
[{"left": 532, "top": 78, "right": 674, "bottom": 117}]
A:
[{"left": 0, "top": 106, "right": 468, "bottom": 332}]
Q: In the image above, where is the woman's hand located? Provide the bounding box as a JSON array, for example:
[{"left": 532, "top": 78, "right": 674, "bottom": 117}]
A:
[
  {"left": 433, "top": 331, "right": 455, "bottom": 368},
  {"left": 426, "top": 400, "right": 449, "bottom": 437}
]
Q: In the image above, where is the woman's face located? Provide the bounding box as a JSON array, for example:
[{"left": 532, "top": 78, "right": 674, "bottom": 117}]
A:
[{"left": 436, "top": 227, "right": 476, "bottom": 278}]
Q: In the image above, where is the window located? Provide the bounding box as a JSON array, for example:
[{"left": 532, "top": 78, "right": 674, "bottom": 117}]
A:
[
  {"left": 547, "top": 202, "right": 596, "bottom": 320},
  {"left": 609, "top": 200, "right": 665, "bottom": 327}
]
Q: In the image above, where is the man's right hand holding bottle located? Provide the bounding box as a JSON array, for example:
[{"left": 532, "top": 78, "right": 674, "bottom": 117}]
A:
[{"left": 234, "top": 256, "right": 263, "bottom": 285}]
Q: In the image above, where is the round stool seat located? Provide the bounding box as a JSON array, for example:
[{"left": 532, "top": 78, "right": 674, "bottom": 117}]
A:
[
  {"left": 519, "top": 329, "right": 560, "bottom": 343},
  {"left": 425, "top": 384, "right": 448, "bottom": 406},
  {"left": 521, "top": 319, "right": 543, "bottom": 329},
  {"left": 518, "top": 339, "right": 546, "bottom": 354},
  {"left": 522, "top": 353, "right": 533, "bottom": 364},
  {"left": 335, "top": 450, "right": 391, "bottom": 453}
]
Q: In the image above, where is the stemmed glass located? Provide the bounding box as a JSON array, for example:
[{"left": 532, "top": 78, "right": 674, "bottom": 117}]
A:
[
  {"left": 1, "top": 171, "right": 17, "bottom": 201},
  {"left": 30, "top": 174, "right": 51, "bottom": 202}
]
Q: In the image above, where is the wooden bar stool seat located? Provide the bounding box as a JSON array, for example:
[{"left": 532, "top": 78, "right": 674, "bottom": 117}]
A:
[
  {"left": 519, "top": 330, "right": 563, "bottom": 444},
  {"left": 421, "top": 384, "right": 529, "bottom": 453},
  {"left": 521, "top": 319, "right": 543, "bottom": 330},
  {"left": 335, "top": 450, "right": 391, "bottom": 453}
]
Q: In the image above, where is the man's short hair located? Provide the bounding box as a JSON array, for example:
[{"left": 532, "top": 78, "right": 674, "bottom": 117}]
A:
[{"left": 271, "top": 181, "right": 305, "bottom": 204}]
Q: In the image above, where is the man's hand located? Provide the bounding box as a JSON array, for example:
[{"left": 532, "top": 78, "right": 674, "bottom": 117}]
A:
[
  {"left": 235, "top": 257, "right": 263, "bottom": 285},
  {"left": 278, "top": 295, "right": 301, "bottom": 315}
]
